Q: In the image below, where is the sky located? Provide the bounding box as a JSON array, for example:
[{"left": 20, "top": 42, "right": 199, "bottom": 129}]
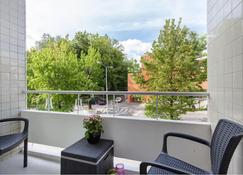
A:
[{"left": 26, "top": 0, "right": 207, "bottom": 60}]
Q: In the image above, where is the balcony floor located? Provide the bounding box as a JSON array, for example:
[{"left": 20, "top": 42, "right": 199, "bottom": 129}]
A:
[
  {"left": 0, "top": 153, "right": 60, "bottom": 174},
  {"left": 0, "top": 152, "right": 138, "bottom": 174}
]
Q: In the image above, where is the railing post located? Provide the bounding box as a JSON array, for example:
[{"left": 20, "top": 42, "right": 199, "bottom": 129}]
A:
[
  {"left": 113, "top": 94, "right": 115, "bottom": 117},
  {"left": 77, "top": 94, "right": 80, "bottom": 114},
  {"left": 106, "top": 93, "right": 109, "bottom": 115},
  {"left": 25, "top": 89, "right": 28, "bottom": 110},
  {"left": 156, "top": 95, "right": 159, "bottom": 116},
  {"left": 47, "top": 93, "right": 51, "bottom": 112}
]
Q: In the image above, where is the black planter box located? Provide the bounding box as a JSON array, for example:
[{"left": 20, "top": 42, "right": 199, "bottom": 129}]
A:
[{"left": 61, "top": 138, "right": 114, "bottom": 174}]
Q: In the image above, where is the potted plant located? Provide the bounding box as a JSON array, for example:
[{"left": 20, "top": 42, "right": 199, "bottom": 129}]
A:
[{"left": 83, "top": 115, "right": 104, "bottom": 144}]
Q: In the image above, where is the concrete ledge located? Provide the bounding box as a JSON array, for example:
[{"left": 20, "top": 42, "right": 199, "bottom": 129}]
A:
[{"left": 21, "top": 110, "right": 212, "bottom": 170}]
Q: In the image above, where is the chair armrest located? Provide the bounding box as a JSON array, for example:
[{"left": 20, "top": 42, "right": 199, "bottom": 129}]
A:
[
  {"left": 140, "top": 161, "right": 191, "bottom": 174},
  {"left": 162, "top": 132, "right": 210, "bottom": 153},
  {"left": 0, "top": 118, "right": 29, "bottom": 134}
]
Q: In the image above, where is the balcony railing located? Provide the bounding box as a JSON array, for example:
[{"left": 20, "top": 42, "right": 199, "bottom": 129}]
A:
[{"left": 24, "top": 90, "right": 209, "bottom": 121}]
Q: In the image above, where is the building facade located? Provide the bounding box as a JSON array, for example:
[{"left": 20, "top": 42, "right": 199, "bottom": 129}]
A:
[
  {"left": 207, "top": 0, "right": 243, "bottom": 173},
  {"left": 0, "top": 0, "right": 26, "bottom": 138}
]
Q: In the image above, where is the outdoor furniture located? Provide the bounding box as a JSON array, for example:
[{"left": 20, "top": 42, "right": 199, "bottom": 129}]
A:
[
  {"left": 140, "top": 119, "right": 243, "bottom": 174},
  {"left": 0, "top": 117, "right": 29, "bottom": 168},
  {"left": 61, "top": 138, "right": 114, "bottom": 174}
]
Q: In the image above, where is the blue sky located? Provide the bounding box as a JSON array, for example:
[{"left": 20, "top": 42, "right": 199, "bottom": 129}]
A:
[{"left": 27, "top": 0, "right": 207, "bottom": 60}]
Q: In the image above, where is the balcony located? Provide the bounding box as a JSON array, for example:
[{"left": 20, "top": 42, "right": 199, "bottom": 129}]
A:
[
  {"left": 1, "top": 0, "right": 243, "bottom": 174},
  {"left": 1, "top": 91, "right": 211, "bottom": 174}
]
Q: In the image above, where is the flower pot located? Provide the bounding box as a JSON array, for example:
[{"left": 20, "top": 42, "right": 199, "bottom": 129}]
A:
[{"left": 87, "top": 132, "right": 101, "bottom": 144}]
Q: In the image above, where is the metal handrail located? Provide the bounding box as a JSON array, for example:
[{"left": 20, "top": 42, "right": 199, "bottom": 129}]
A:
[
  {"left": 24, "top": 90, "right": 209, "bottom": 116},
  {"left": 24, "top": 90, "right": 209, "bottom": 97}
]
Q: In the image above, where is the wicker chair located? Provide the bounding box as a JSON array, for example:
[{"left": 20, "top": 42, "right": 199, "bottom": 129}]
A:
[
  {"left": 140, "top": 119, "right": 243, "bottom": 174},
  {"left": 0, "top": 118, "right": 29, "bottom": 167}
]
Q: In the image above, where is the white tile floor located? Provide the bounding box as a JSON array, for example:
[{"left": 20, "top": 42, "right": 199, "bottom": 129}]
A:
[
  {"left": 0, "top": 152, "right": 138, "bottom": 174},
  {"left": 27, "top": 143, "right": 140, "bottom": 173},
  {"left": 0, "top": 153, "right": 60, "bottom": 174}
]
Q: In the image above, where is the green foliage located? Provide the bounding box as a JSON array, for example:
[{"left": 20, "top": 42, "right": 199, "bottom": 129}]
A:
[
  {"left": 135, "top": 18, "right": 207, "bottom": 120},
  {"left": 72, "top": 32, "right": 128, "bottom": 91},
  {"left": 27, "top": 32, "right": 129, "bottom": 111},
  {"left": 127, "top": 59, "right": 140, "bottom": 73},
  {"left": 83, "top": 115, "right": 104, "bottom": 139}
]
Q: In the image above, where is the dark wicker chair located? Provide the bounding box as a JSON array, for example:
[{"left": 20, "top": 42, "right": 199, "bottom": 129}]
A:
[
  {"left": 0, "top": 118, "right": 29, "bottom": 167},
  {"left": 140, "top": 119, "right": 243, "bottom": 174}
]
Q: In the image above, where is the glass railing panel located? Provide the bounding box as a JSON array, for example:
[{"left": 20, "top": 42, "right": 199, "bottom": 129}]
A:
[{"left": 25, "top": 91, "right": 208, "bottom": 122}]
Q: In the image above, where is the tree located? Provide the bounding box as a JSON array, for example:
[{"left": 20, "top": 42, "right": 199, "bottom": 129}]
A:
[
  {"left": 80, "top": 47, "right": 104, "bottom": 89},
  {"left": 27, "top": 32, "right": 130, "bottom": 111},
  {"left": 127, "top": 59, "right": 140, "bottom": 74},
  {"left": 27, "top": 37, "right": 92, "bottom": 111},
  {"left": 135, "top": 18, "right": 207, "bottom": 119},
  {"left": 72, "top": 32, "right": 128, "bottom": 91}
]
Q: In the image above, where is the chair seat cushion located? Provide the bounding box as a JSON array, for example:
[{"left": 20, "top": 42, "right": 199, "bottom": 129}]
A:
[
  {"left": 0, "top": 133, "right": 27, "bottom": 155},
  {"left": 148, "top": 153, "right": 211, "bottom": 174}
]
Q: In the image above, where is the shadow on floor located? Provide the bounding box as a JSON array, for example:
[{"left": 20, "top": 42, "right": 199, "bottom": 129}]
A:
[{"left": 0, "top": 153, "right": 139, "bottom": 174}]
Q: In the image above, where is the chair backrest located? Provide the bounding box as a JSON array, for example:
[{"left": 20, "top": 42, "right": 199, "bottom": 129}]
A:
[{"left": 211, "top": 119, "right": 243, "bottom": 174}]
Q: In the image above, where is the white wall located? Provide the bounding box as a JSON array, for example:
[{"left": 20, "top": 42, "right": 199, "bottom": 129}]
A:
[
  {"left": 21, "top": 110, "right": 211, "bottom": 170},
  {"left": 0, "top": 0, "right": 26, "bottom": 136},
  {"left": 207, "top": 0, "right": 243, "bottom": 173}
]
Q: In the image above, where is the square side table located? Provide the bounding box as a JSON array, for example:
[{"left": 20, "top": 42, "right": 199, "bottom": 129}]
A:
[{"left": 61, "top": 138, "right": 114, "bottom": 174}]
